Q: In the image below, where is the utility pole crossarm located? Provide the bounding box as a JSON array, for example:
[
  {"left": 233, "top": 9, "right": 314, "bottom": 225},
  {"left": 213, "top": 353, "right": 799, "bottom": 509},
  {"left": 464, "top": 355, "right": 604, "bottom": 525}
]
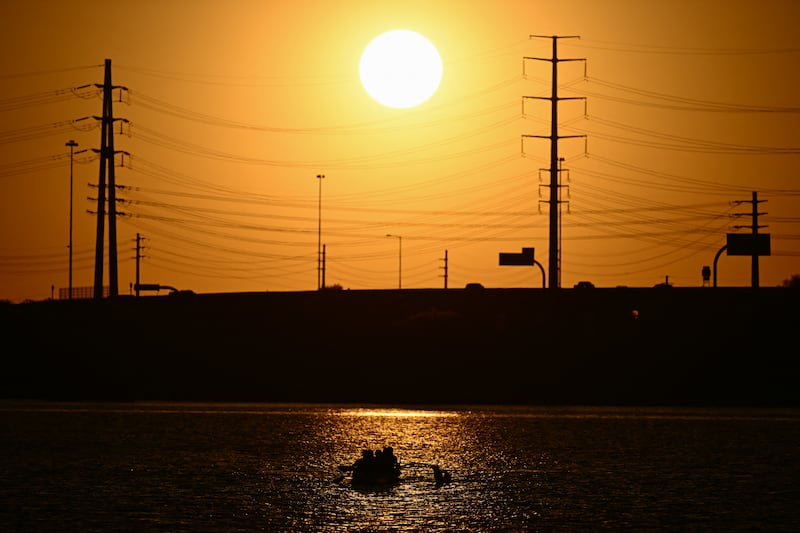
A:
[
  {"left": 523, "top": 134, "right": 586, "bottom": 140},
  {"left": 524, "top": 56, "right": 585, "bottom": 63},
  {"left": 522, "top": 134, "right": 586, "bottom": 154},
  {"left": 530, "top": 34, "right": 581, "bottom": 39},
  {"left": 523, "top": 56, "right": 586, "bottom": 77},
  {"left": 732, "top": 225, "right": 768, "bottom": 230},
  {"left": 524, "top": 36, "right": 585, "bottom": 77},
  {"left": 523, "top": 95, "right": 586, "bottom": 102},
  {"left": 522, "top": 95, "right": 587, "bottom": 117}
]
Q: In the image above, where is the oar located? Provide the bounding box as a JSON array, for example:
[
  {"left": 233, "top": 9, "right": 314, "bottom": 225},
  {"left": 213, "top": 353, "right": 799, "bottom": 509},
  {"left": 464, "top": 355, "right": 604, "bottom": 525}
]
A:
[{"left": 402, "top": 462, "right": 434, "bottom": 469}]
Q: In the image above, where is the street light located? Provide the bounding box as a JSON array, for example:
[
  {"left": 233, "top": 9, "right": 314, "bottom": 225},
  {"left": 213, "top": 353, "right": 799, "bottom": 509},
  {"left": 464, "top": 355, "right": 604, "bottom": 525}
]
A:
[
  {"left": 66, "top": 139, "right": 78, "bottom": 300},
  {"left": 316, "top": 174, "right": 325, "bottom": 290},
  {"left": 386, "top": 234, "right": 402, "bottom": 289}
]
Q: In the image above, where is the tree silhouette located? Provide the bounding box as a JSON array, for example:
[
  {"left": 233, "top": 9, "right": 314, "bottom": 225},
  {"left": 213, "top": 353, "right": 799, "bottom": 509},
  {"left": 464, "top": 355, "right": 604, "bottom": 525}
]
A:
[{"left": 780, "top": 274, "right": 800, "bottom": 288}]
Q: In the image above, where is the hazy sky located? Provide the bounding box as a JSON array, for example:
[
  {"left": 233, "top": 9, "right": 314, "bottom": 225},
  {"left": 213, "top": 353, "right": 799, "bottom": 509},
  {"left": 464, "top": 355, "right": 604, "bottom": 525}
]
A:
[{"left": 2, "top": 0, "right": 799, "bottom": 301}]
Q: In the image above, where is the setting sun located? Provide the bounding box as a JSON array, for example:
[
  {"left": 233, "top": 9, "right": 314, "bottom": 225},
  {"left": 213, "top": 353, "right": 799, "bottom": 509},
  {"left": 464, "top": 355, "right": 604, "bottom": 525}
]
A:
[{"left": 359, "top": 29, "right": 443, "bottom": 109}]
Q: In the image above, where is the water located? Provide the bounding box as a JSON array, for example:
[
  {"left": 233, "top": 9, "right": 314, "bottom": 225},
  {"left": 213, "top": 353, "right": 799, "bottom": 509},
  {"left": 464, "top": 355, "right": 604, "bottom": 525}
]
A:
[{"left": 1, "top": 401, "right": 798, "bottom": 532}]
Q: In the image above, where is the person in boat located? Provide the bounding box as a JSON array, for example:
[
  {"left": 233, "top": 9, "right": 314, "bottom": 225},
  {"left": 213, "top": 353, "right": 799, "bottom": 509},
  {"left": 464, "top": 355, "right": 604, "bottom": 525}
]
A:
[
  {"left": 379, "top": 446, "right": 399, "bottom": 472},
  {"left": 352, "top": 449, "right": 375, "bottom": 479},
  {"left": 432, "top": 464, "right": 452, "bottom": 484},
  {"left": 351, "top": 447, "right": 400, "bottom": 485}
]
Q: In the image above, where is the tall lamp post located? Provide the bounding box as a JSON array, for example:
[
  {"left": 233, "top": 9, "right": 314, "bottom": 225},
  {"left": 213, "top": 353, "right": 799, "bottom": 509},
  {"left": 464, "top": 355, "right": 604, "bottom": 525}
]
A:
[
  {"left": 66, "top": 140, "right": 79, "bottom": 300},
  {"left": 316, "top": 174, "right": 325, "bottom": 290},
  {"left": 386, "top": 234, "right": 402, "bottom": 289}
]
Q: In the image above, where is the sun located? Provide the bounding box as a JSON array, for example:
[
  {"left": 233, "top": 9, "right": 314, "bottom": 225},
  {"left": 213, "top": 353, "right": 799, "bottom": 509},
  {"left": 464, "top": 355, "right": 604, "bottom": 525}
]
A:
[{"left": 359, "top": 29, "right": 443, "bottom": 109}]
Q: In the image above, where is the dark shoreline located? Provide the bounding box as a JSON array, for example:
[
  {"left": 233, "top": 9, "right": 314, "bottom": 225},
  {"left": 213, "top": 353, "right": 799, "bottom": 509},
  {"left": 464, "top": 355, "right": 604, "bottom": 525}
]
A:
[{"left": 2, "top": 287, "right": 797, "bottom": 407}]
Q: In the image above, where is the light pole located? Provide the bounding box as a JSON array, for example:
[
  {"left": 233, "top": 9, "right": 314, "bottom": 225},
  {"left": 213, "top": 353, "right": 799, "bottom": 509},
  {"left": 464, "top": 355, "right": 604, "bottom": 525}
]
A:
[
  {"left": 386, "top": 234, "right": 402, "bottom": 289},
  {"left": 558, "top": 156, "right": 564, "bottom": 289},
  {"left": 66, "top": 139, "right": 78, "bottom": 300},
  {"left": 316, "top": 174, "right": 325, "bottom": 290}
]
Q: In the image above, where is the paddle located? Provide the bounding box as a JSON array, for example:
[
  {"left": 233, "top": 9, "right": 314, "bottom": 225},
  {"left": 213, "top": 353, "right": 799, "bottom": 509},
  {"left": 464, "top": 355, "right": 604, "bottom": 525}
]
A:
[{"left": 340, "top": 462, "right": 445, "bottom": 470}]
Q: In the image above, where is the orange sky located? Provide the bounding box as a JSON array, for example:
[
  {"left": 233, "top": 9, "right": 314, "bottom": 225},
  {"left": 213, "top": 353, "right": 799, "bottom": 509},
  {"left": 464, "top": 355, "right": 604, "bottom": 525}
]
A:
[{"left": 2, "top": 0, "right": 799, "bottom": 302}]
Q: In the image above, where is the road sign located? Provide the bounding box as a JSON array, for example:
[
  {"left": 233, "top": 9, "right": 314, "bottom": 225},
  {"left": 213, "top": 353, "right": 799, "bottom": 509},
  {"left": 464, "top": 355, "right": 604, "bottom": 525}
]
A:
[
  {"left": 726, "top": 233, "right": 771, "bottom": 256},
  {"left": 499, "top": 247, "right": 534, "bottom": 266}
]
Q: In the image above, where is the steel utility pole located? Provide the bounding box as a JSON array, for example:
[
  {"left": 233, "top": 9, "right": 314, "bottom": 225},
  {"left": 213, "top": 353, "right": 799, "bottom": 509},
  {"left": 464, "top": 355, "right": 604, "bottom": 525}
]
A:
[
  {"left": 386, "top": 234, "right": 402, "bottom": 289},
  {"left": 523, "top": 35, "right": 585, "bottom": 289},
  {"left": 134, "top": 233, "right": 146, "bottom": 297},
  {"left": 750, "top": 192, "right": 764, "bottom": 288},
  {"left": 316, "top": 173, "right": 325, "bottom": 290},
  {"left": 732, "top": 191, "right": 768, "bottom": 288},
  {"left": 321, "top": 243, "right": 326, "bottom": 289},
  {"left": 66, "top": 139, "right": 78, "bottom": 300},
  {"left": 440, "top": 249, "right": 448, "bottom": 289}
]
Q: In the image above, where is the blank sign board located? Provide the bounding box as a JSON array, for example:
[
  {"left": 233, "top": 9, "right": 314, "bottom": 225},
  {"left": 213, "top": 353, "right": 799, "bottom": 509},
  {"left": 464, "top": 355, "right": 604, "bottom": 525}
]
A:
[{"left": 726, "top": 233, "right": 771, "bottom": 256}]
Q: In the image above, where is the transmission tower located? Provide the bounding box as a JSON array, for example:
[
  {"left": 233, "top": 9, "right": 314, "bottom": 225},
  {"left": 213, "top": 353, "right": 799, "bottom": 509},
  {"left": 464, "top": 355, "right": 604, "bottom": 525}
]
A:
[
  {"left": 92, "top": 59, "right": 128, "bottom": 299},
  {"left": 522, "top": 35, "right": 585, "bottom": 289}
]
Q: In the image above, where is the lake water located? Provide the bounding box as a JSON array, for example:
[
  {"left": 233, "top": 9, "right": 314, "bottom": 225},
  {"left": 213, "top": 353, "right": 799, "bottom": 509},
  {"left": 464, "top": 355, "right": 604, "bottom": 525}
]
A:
[{"left": 1, "top": 401, "right": 798, "bottom": 532}]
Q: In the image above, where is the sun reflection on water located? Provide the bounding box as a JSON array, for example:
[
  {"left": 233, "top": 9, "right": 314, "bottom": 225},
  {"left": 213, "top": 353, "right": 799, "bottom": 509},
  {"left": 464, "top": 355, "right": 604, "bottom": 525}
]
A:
[{"left": 336, "top": 407, "right": 459, "bottom": 418}]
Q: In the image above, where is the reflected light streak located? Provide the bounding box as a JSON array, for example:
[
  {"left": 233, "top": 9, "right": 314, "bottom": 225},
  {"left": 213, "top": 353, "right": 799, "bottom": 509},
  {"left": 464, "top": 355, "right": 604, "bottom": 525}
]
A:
[{"left": 337, "top": 408, "right": 457, "bottom": 418}]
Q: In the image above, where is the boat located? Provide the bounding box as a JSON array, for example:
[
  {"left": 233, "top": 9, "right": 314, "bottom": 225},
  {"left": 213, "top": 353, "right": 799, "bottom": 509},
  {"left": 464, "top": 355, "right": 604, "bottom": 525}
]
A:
[
  {"left": 337, "top": 447, "right": 452, "bottom": 488},
  {"left": 351, "top": 462, "right": 401, "bottom": 487},
  {"left": 339, "top": 447, "right": 401, "bottom": 488}
]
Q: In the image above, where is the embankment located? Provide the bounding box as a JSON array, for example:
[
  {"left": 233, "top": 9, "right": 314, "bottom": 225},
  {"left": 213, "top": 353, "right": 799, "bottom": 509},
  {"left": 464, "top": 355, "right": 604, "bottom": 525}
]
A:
[{"left": 1, "top": 287, "right": 796, "bottom": 406}]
